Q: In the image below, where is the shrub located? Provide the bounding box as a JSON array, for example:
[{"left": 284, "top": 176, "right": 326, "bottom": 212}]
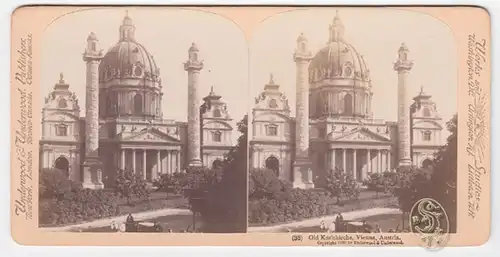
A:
[
  {"left": 153, "top": 172, "right": 189, "bottom": 194},
  {"left": 248, "top": 168, "right": 292, "bottom": 200},
  {"left": 39, "top": 188, "right": 119, "bottom": 226},
  {"left": 363, "top": 171, "right": 397, "bottom": 197},
  {"left": 113, "top": 169, "right": 150, "bottom": 205},
  {"left": 39, "top": 168, "right": 82, "bottom": 200},
  {"left": 324, "top": 168, "right": 360, "bottom": 203}
]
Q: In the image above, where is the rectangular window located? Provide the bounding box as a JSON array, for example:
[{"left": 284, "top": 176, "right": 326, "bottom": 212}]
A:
[
  {"left": 423, "top": 131, "right": 431, "bottom": 141},
  {"left": 56, "top": 125, "right": 67, "bottom": 137},
  {"left": 212, "top": 131, "right": 222, "bottom": 142},
  {"left": 266, "top": 125, "right": 278, "bottom": 136}
]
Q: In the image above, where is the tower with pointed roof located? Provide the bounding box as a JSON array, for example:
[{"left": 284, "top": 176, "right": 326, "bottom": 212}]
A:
[
  {"left": 201, "top": 86, "right": 234, "bottom": 168},
  {"left": 40, "top": 74, "right": 83, "bottom": 182},
  {"left": 250, "top": 74, "right": 294, "bottom": 180},
  {"left": 410, "top": 86, "right": 444, "bottom": 167}
]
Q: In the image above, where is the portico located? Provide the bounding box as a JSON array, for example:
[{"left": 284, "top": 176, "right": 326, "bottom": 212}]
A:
[
  {"left": 325, "top": 146, "right": 392, "bottom": 182},
  {"left": 118, "top": 147, "right": 181, "bottom": 182}
]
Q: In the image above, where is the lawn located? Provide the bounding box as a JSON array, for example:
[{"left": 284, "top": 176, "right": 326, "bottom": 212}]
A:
[
  {"left": 277, "top": 213, "right": 409, "bottom": 233},
  {"left": 83, "top": 213, "right": 203, "bottom": 233}
]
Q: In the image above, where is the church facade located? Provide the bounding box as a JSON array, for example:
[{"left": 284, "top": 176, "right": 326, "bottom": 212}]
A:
[
  {"left": 250, "top": 12, "right": 445, "bottom": 188},
  {"left": 39, "top": 14, "right": 235, "bottom": 189}
]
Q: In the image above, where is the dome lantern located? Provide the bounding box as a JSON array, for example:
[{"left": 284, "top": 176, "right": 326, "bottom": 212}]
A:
[
  {"left": 119, "top": 10, "right": 136, "bottom": 42},
  {"left": 329, "top": 10, "right": 345, "bottom": 43}
]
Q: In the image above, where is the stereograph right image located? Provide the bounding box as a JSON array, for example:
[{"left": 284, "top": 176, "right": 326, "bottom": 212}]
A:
[{"left": 247, "top": 8, "right": 457, "bottom": 233}]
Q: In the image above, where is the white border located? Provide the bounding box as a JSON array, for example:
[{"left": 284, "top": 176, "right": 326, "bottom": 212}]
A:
[{"left": 1, "top": 1, "right": 498, "bottom": 256}]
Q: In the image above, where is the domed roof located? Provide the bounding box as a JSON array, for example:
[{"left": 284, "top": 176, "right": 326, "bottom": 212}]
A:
[
  {"left": 98, "top": 13, "right": 160, "bottom": 84},
  {"left": 309, "top": 12, "right": 370, "bottom": 85}
]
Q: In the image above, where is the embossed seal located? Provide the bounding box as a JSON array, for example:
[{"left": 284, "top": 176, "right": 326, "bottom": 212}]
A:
[{"left": 409, "top": 198, "right": 450, "bottom": 249}]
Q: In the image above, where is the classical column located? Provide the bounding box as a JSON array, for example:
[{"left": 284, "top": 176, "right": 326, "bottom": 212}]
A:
[
  {"left": 121, "top": 149, "right": 125, "bottom": 169},
  {"left": 156, "top": 150, "right": 161, "bottom": 179},
  {"left": 366, "top": 149, "right": 371, "bottom": 179},
  {"left": 184, "top": 43, "right": 204, "bottom": 168},
  {"left": 292, "top": 33, "right": 314, "bottom": 189},
  {"left": 167, "top": 150, "right": 172, "bottom": 174},
  {"left": 377, "top": 150, "right": 382, "bottom": 173},
  {"left": 388, "top": 151, "right": 392, "bottom": 171},
  {"left": 394, "top": 43, "right": 414, "bottom": 167},
  {"left": 353, "top": 149, "right": 357, "bottom": 180},
  {"left": 143, "top": 150, "right": 147, "bottom": 180},
  {"left": 331, "top": 149, "right": 336, "bottom": 171},
  {"left": 253, "top": 149, "right": 259, "bottom": 168},
  {"left": 132, "top": 149, "right": 136, "bottom": 174},
  {"left": 342, "top": 149, "right": 346, "bottom": 172},
  {"left": 176, "top": 151, "right": 181, "bottom": 173},
  {"left": 81, "top": 32, "right": 104, "bottom": 189}
]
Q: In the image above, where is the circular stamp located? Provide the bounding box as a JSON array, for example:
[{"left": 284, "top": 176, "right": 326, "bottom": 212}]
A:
[{"left": 409, "top": 198, "right": 450, "bottom": 250}]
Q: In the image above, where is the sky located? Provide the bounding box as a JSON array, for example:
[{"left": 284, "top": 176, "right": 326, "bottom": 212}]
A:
[
  {"left": 41, "top": 7, "right": 249, "bottom": 141},
  {"left": 42, "top": 7, "right": 458, "bottom": 142},
  {"left": 249, "top": 8, "right": 458, "bottom": 131}
]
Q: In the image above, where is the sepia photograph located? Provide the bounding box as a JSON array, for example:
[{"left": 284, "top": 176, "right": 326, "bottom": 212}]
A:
[
  {"left": 10, "top": 5, "right": 490, "bottom": 247},
  {"left": 247, "top": 8, "right": 458, "bottom": 234},
  {"left": 38, "top": 7, "right": 248, "bottom": 233}
]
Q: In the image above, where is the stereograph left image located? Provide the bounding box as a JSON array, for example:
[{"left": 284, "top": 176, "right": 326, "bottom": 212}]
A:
[{"left": 38, "top": 8, "right": 249, "bottom": 233}]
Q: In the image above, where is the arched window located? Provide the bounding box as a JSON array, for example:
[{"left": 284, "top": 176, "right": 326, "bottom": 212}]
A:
[
  {"left": 58, "top": 98, "right": 67, "bottom": 108},
  {"left": 422, "top": 131, "right": 432, "bottom": 141},
  {"left": 134, "top": 93, "right": 143, "bottom": 115},
  {"left": 423, "top": 107, "right": 431, "bottom": 117},
  {"left": 212, "top": 131, "right": 222, "bottom": 142},
  {"left": 212, "top": 159, "right": 223, "bottom": 169},
  {"left": 265, "top": 156, "right": 280, "bottom": 177},
  {"left": 54, "top": 156, "right": 70, "bottom": 177},
  {"left": 91, "top": 42, "right": 96, "bottom": 51},
  {"left": 343, "top": 93, "right": 353, "bottom": 115},
  {"left": 301, "top": 42, "right": 306, "bottom": 51},
  {"left": 213, "top": 108, "right": 221, "bottom": 117}
]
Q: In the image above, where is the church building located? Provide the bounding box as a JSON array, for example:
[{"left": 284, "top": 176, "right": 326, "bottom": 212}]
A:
[
  {"left": 39, "top": 14, "right": 235, "bottom": 189},
  {"left": 250, "top": 12, "right": 445, "bottom": 188}
]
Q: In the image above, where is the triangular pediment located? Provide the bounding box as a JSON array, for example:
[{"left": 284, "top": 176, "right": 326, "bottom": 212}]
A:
[
  {"left": 331, "top": 127, "right": 390, "bottom": 143},
  {"left": 122, "top": 128, "right": 180, "bottom": 143}
]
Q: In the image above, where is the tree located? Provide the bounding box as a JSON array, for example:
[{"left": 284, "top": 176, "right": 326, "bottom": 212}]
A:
[
  {"left": 197, "top": 115, "right": 249, "bottom": 232},
  {"left": 431, "top": 114, "right": 457, "bottom": 232},
  {"left": 248, "top": 168, "right": 292, "bottom": 200},
  {"left": 113, "top": 169, "right": 150, "bottom": 205}
]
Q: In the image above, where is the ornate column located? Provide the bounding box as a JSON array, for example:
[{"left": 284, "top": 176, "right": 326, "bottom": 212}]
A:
[
  {"left": 342, "top": 149, "right": 346, "bottom": 172},
  {"left": 121, "top": 149, "right": 125, "bottom": 169},
  {"left": 292, "top": 33, "right": 314, "bottom": 189},
  {"left": 132, "top": 149, "right": 136, "bottom": 174},
  {"left": 81, "top": 32, "right": 104, "bottom": 189},
  {"left": 184, "top": 43, "right": 204, "bottom": 168},
  {"left": 394, "top": 43, "right": 414, "bottom": 167},
  {"left": 330, "top": 149, "right": 336, "bottom": 171},
  {"left": 252, "top": 149, "right": 259, "bottom": 168},
  {"left": 353, "top": 149, "right": 357, "bottom": 181},
  {"left": 143, "top": 150, "right": 147, "bottom": 180}
]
